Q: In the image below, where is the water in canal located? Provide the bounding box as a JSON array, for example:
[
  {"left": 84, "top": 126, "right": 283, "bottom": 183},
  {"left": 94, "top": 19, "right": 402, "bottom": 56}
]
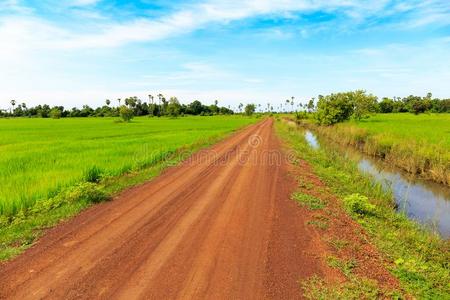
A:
[{"left": 304, "top": 129, "right": 450, "bottom": 238}]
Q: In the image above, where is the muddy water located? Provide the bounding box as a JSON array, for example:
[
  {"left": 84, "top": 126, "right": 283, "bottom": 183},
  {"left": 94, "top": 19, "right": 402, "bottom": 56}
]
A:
[{"left": 304, "top": 130, "right": 450, "bottom": 238}]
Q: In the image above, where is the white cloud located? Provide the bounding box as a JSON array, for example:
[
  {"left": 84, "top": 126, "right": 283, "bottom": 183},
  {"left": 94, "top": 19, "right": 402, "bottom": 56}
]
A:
[
  {"left": 70, "top": 0, "right": 100, "bottom": 6},
  {"left": 4, "top": 0, "right": 447, "bottom": 51}
]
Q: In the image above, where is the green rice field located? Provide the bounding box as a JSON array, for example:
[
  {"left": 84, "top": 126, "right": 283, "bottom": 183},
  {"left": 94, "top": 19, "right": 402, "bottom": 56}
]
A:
[
  {"left": 0, "top": 116, "right": 256, "bottom": 216},
  {"left": 348, "top": 113, "right": 450, "bottom": 148},
  {"left": 311, "top": 113, "right": 450, "bottom": 184}
]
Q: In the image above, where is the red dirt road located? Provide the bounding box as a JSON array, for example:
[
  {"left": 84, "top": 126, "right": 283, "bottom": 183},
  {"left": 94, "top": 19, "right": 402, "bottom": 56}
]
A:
[{"left": 0, "top": 119, "right": 335, "bottom": 299}]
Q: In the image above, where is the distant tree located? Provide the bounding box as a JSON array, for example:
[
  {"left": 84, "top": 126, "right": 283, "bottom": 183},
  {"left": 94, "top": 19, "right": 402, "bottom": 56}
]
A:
[
  {"left": 307, "top": 98, "right": 315, "bottom": 112},
  {"left": 161, "top": 96, "right": 167, "bottom": 115},
  {"left": 187, "top": 100, "right": 203, "bottom": 115},
  {"left": 291, "top": 96, "right": 295, "bottom": 112},
  {"left": 244, "top": 104, "right": 256, "bottom": 116},
  {"left": 37, "top": 104, "right": 51, "bottom": 118},
  {"left": 351, "top": 90, "right": 378, "bottom": 120},
  {"left": 50, "top": 108, "right": 62, "bottom": 119},
  {"left": 119, "top": 105, "right": 134, "bottom": 122},
  {"left": 117, "top": 98, "right": 121, "bottom": 106},
  {"left": 167, "top": 97, "right": 181, "bottom": 117},
  {"left": 431, "top": 98, "right": 450, "bottom": 113},
  {"left": 80, "top": 105, "right": 94, "bottom": 117},
  {"left": 315, "top": 92, "right": 354, "bottom": 125},
  {"left": 378, "top": 97, "right": 394, "bottom": 113},
  {"left": 124, "top": 96, "right": 137, "bottom": 108},
  {"left": 157, "top": 94, "right": 164, "bottom": 114},
  {"left": 285, "top": 99, "right": 290, "bottom": 112},
  {"left": 105, "top": 99, "right": 111, "bottom": 106},
  {"left": 410, "top": 99, "right": 431, "bottom": 115},
  {"left": 238, "top": 103, "right": 243, "bottom": 113},
  {"left": 10, "top": 100, "right": 16, "bottom": 114}
]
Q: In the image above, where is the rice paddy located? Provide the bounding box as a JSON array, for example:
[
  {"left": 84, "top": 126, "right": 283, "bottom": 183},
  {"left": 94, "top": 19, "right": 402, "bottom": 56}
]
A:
[
  {"left": 309, "top": 113, "right": 450, "bottom": 184},
  {"left": 0, "top": 116, "right": 256, "bottom": 216}
]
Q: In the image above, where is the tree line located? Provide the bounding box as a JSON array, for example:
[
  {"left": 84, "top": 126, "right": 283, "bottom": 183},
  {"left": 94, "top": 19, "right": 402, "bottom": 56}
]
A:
[
  {"left": 311, "top": 91, "right": 449, "bottom": 125},
  {"left": 1, "top": 95, "right": 236, "bottom": 119},
  {"left": 2, "top": 91, "right": 448, "bottom": 123}
]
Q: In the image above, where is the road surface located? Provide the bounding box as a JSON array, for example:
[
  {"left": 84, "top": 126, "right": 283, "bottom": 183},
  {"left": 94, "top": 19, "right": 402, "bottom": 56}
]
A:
[{"left": 0, "top": 119, "right": 334, "bottom": 299}]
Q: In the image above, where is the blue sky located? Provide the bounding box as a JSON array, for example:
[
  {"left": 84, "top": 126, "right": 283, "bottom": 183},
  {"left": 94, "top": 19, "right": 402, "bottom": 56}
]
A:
[{"left": 0, "top": 0, "right": 449, "bottom": 109}]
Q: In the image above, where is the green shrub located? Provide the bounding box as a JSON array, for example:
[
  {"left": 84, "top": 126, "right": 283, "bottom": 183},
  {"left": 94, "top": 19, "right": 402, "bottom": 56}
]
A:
[
  {"left": 64, "top": 182, "right": 107, "bottom": 203},
  {"left": 84, "top": 166, "right": 102, "bottom": 183},
  {"left": 32, "top": 182, "right": 106, "bottom": 212},
  {"left": 119, "top": 105, "right": 134, "bottom": 122},
  {"left": 314, "top": 90, "right": 378, "bottom": 125},
  {"left": 50, "top": 108, "right": 62, "bottom": 119},
  {"left": 343, "top": 193, "right": 376, "bottom": 216}
]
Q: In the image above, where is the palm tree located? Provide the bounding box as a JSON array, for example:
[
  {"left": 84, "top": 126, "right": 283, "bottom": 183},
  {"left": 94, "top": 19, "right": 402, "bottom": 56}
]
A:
[
  {"left": 10, "top": 100, "right": 16, "bottom": 114},
  {"left": 105, "top": 99, "right": 111, "bottom": 106},
  {"left": 291, "top": 96, "right": 295, "bottom": 112},
  {"left": 285, "top": 99, "right": 290, "bottom": 112},
  {"left": 117, "top": 98, "right": 121, "bottom": 106},
  {"left": 238, "top": 103, "right": 243, "bottom": 113},
  {"left": 157, "top": 94, "right": 163, "bottom": 104},
  {"left": 148, "top": 94, "right": 154, "bottom": 104}
]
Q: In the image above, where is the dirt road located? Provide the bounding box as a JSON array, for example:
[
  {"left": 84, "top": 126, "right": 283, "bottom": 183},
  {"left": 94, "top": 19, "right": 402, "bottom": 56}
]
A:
[{"left": 0, "top": 119, "right": 335, "bottom": 299}]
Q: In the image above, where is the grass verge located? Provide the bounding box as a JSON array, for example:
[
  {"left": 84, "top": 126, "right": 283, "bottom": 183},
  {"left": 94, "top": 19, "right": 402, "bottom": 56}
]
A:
[{"left": 276, "top": 120, "right": 450, "bottom": 299}]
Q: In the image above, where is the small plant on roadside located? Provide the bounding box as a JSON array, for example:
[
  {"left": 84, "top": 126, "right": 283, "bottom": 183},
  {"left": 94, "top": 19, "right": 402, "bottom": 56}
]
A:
[
  {"left": 307, "top": 219, "right": 329, "bottom": 230},
  {"left": 298, "top": 180, "right": 314, "bottom": 190},
  {"left": 292, "top": 192, "right": 326, "bottom": 210},
  {"left": 301, "top": 275, "right": 381, "bottom": 300},
  {"left": 84, "top": 166, "right": 103, "bottom": 183},
  {"left": 328, "top": 238, "right": 350, "bottom": 251},
  {"left": 64, "top": 182, "right": 107, "bottom": 204},
  {"left": 326, "top": 256, "right": 358, "bottom": 277},
  {"left": 343, "top": 193, "right": 376, "bottom": 216}
]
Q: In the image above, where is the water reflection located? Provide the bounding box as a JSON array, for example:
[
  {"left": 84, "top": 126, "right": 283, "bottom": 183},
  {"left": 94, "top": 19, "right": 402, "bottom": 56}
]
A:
[
  {"left": 304, "top": 130, "right": 450, "bottom": 238},
  {"left": 305, "top": 131, "right": 320, "bottom": 149}
]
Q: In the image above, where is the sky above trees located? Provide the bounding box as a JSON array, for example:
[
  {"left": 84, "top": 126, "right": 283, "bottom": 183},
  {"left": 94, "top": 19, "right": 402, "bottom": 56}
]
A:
[{"left": 0, "top": 0, "right": 449, "bottom": 109}]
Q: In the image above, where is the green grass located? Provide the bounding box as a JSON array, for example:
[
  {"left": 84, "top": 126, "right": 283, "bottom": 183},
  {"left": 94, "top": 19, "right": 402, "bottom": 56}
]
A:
[
  {"left": 307, "top": 219, "right": 329, "bottom": 230},
  {"left": 301, "top": 275, "right": 383, "bottom": 300},
  {"left": 303, "top": 113, "right": 450, "bottom": 184},
  {"left": 0, "top": 116, "right": 256, "bottom": 217},
  {"left": 291, "top": 192, "right": 327, "bottom": 210},
  {"left": 277, "top": 121, "right": 450, "bottom": 299},
  {"left": 351, "top": 113, "right": 450, "bottom": 148},
  {"left": 326, "top": 256, "right": 358, "bottom": 277}
]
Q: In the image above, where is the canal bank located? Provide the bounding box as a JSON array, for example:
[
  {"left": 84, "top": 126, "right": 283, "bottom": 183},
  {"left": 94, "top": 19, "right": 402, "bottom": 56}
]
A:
[
  {"left": 276, "top": 119, "right": 450, "bottom": 299},
  {"left": 303, "top": 128, "right": 450, "bottom": 238}
]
